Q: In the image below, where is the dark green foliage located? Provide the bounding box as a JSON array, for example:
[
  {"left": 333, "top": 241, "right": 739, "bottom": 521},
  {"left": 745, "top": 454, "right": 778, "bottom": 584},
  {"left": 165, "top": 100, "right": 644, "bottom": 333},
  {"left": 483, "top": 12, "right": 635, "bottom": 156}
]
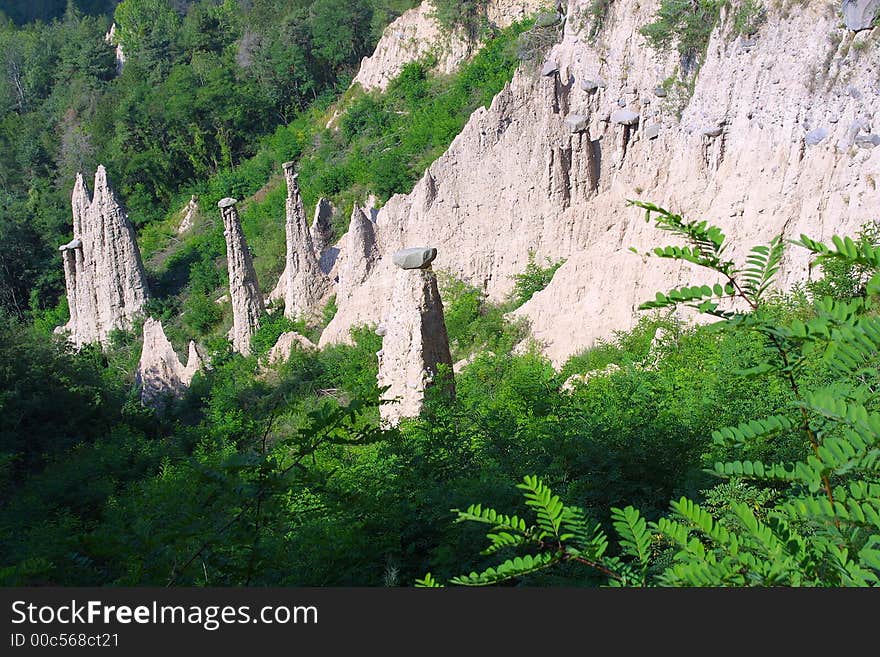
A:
[
  {"left": 511, "top": 250, "right": 565, "bottom": 307},
  {"left": 249, "top": 310, "right": 310, "bottom": 357},
  {"left": 640, "top": 0, "right": 722, "bottom": 72},
  {"left": 316, "top": 325, "right": 383, "bottom": 401},
  {"left": 0, "top": 0, "right": 412, "bottom": 320},
  {"left": 431, "top": 0, "right": 488, "bottom": 39},
  {"left": 0, "top": 1, "right": 120, "bottom": 25},
  {"left": 439, "top": 274, "right": 525, "bottom": 360},
  {"left": 421, "top": 206, "right": 880, "bottom": 587}
]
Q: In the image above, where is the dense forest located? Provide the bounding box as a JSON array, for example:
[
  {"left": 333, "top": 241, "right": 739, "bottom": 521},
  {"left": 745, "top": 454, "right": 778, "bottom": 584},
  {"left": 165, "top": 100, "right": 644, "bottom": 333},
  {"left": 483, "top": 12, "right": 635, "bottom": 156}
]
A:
[{"left": 1, "top": 0, "right": 879, "bottom": 587}]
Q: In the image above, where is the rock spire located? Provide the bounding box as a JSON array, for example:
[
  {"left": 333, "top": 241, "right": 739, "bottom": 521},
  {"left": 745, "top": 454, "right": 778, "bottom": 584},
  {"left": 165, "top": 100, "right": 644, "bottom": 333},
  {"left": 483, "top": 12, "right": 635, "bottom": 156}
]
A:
[
  {"left": 57, "top": 166, "right": 150, "bottom": 347},
  {"left": 338, "top": 206, "right": 380, "bottom": 293},
  {"left": 136, "top": 317, "right": 203, "bottom": 408},
  {"left": 277, "top": 162, "right": 332, "bottom": 320},
  {"left": 219, "top": 197, "right": 265, "bottom": 355},
  {"left": 376, "top": 247, "right": 454, "bottom": 427}
]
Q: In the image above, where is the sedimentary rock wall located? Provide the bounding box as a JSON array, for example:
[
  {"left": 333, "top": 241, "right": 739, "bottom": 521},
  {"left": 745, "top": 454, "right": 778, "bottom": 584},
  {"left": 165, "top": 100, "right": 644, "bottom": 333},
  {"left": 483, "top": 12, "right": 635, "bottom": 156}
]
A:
[
  {"left": 58, "top": 166, "right": 150, "bottom": 347},
  {"left": 322, "top": 0, "right": 880, "bottom": 366},
  {"left": 220, "top": 197, "right": 265, "bottom": 355},
  {"left": 352, "top": 0, "right": 546, "bottom": 91}
]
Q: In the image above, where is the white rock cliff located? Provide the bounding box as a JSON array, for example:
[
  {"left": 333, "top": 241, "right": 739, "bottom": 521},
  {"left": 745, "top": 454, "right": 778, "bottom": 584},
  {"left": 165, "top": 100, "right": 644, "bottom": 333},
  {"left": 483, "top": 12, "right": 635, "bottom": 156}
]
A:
[
  {"left": 323, "top": 0, "right": 880, "bottom": 366},
  {"left": 352, "top": 0, "right": 546, "bottom": 91}
]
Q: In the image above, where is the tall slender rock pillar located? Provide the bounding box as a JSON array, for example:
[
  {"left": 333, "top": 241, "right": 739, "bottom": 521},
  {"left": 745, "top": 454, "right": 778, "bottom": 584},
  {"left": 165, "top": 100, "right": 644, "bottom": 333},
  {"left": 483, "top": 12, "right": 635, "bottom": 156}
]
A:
[
  {"left": 281, "top": 162, "right": 331, "bottom": 320},
  {"left": 376, "top": 247, "right": 455, "bottom": 427},
  {"left": 219, "top": 197, "right": 265, "bottom": 355}
]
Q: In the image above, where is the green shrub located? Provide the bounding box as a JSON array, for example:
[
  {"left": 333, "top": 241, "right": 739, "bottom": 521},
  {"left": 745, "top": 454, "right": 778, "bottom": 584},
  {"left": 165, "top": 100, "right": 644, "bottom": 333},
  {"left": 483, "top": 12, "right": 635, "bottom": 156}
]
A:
[
  {"left": 511, "top": 251, "right": 565, "bottom": 308},
  {"left": 250, "top": 310, "right": 309, "bottom": 358},
  {"left": 640, "top": 0, "right": 722, "bottom": 70},
  {"left": 732, "top": 0, "right": 767, "bottom": 37},
  {"left": 418, "top": 205, "right": 880, "bottom": 587}
]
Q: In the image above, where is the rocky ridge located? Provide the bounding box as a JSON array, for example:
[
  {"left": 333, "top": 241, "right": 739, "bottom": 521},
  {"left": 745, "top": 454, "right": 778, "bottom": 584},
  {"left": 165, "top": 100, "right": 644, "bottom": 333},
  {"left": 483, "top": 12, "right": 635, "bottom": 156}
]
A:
[
  {"left": 322, "top": 0, "right": 880, "bottom": 366},
  {"left": 352, "top": 0, "right": 546, "bottom": 91}
]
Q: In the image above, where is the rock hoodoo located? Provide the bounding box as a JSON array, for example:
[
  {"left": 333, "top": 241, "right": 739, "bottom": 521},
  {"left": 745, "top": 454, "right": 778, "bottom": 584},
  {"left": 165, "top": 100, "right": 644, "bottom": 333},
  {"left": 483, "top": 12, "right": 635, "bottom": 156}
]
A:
[
  {"left": 219, "top": 197, "right": 265, "bottom": 355},
  {"left": 57, "top": 166, "right": 150, "bottom": 347},
  {"left": 376, "top": 247, "right": 453, "bottom": 427},
  {"left": 278, "top": 162, "right": 332, "bottom": 320},
  {"left": 310, "top": 197, "right": 335, "bottom": 256},
  {"left": 137, "top": 317, "right": 203, "bottom": 408},
  {"left": 177, "top": 195, "right": 199, "bottom": 234},
  {"left": 338, "top": 206, "right": 380, "bottom": 293}
]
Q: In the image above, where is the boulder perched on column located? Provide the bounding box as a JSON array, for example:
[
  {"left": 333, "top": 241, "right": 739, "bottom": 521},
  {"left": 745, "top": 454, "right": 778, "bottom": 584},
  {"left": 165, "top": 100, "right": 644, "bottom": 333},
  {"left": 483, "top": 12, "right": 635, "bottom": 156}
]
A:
[
  {"left": 219, "top": 197, "right": 265, "bottom": 355},
  {"left": 376, "top": 247, "right": 454, "bottom": 427},
  {"left": 281, "top": 162, "right": 331, "bottom": 320},
  {"left": 57, "top": 166, "right": 150, "bottom": 347}
]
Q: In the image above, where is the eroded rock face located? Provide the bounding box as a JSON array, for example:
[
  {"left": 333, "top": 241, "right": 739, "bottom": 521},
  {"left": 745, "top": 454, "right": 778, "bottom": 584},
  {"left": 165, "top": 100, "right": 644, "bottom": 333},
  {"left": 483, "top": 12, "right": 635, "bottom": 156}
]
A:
[
  {"left": 267, "top": 331, "right": 317, "bottom": 364},
  {"left": 376, "top": 251, "right": 454, "bottom": 426},
  {"left": 321, "top": 0, "right": 879, "bottom": 367},
  {"left": 178, "top": 195, "right": 199, "bottom": 234},
  {"left": 339, "top": 207, "right": 380, "bottom": 289},
  {"left": 842, "top": 0, "right": 880, "bottom": 31},
  {"left": 219, "top": 197, "right": 265, "bottom": 355},
  {"left": 137, "top": 317, "right": 202, "bottom": 408},
  {"left": 310, "top": 198, "right": 335, "bottom": 256},
  {"left": 57, "top": 166, "right": 150, "bottom": 347},
  {"left": 277, "top": 163, "right": 332, "bottom": 320},
  {"left": 352, "top": 0, "right": 545, "bottom": 91}
]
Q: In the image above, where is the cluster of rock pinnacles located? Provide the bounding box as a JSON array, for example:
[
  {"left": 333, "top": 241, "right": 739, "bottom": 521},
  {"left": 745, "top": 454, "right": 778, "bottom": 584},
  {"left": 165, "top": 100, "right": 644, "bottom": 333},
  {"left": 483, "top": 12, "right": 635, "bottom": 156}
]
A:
[{"left": 57, "top": 165, "right": 454, "bottom": 424}]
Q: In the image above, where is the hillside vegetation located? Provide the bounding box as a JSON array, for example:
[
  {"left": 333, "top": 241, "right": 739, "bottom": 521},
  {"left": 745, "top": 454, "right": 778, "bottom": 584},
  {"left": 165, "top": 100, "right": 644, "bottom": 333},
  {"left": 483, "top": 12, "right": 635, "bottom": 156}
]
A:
[{"left": 1, "top": 1, "right": 879, "bottom": 588}]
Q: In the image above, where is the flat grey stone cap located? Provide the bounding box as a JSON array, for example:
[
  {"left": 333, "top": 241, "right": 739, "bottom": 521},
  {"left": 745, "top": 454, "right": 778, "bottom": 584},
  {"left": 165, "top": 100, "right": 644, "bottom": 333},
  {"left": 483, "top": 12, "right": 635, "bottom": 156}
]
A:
[
  {"left": 565, "top": 114, "right": 588, "bottom": 133},
  {"left": 541, "top": 60, "right": 559, "bottom": 77},
  {"left": 393, "top": 247, "right": 438, "bottom": 270},
  {"left": 218, "top": 197, "right": 238, "bottom": 209},
  {"left": 59, "top": 238, "right": 82, "bottom": 251},
  {"left": 611, "top": 109, "right": 640, "bottom": 126}
]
